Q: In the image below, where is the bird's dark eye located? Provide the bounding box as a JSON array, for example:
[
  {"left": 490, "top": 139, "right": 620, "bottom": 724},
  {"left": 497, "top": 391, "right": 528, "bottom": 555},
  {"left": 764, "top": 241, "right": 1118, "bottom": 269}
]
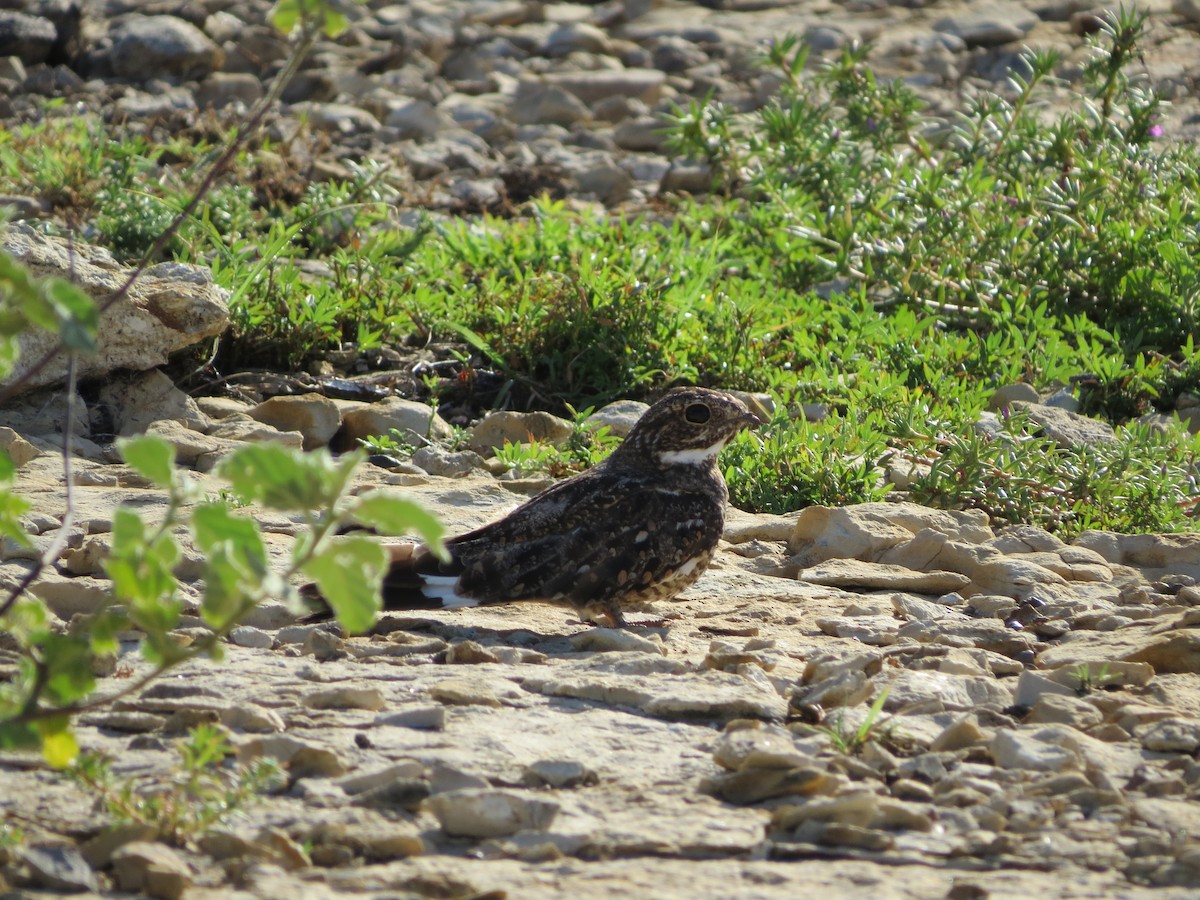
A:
[{"left": 684, "top": 403, "right": 711, "bottom": 424}]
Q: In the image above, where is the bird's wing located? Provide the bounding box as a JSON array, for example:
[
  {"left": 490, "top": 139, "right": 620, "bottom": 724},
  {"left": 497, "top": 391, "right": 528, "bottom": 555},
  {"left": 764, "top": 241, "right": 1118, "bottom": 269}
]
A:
[{"left": 451, "top": 478, "right": 723, "bottom": 606}]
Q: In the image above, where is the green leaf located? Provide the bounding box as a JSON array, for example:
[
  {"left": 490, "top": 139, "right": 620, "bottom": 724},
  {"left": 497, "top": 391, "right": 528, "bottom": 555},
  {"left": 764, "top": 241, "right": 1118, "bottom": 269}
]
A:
[
  {"left": 217, "top": 445, "right": 362, "bottom": 512},
  {"left": 269, "top": 0, "right": 300, "bottom": 33},
  {"left": 301, "top": 535, "right": 386, "bottom": 634},
  {"left": 0, "top": 721, "right": 39, "bottom": 751},
  {"left": 37, "top": 716, "right": 79, "bottom": 768},
  {"left": 40, "top": 632, "right": 97, "bottom": 706},
  {"left": 350, "top": 491, "right": 447, "bottom": 559},
  {"left": 194, "top": 501, "right": 269, "bottom": 629},
  {"left": 118, "top": 435, "right": 177, "bottom": 489},
  {"left": 45, "top": 278, "right": 98, "bottom": 354}
]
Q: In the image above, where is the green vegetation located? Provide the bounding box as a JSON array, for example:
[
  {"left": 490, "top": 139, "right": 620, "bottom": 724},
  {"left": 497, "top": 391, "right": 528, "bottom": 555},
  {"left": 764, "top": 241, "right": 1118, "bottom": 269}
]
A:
[
  {"left": 2, "top": 2, "right": 1200, "bottom": 764},
  {"left": 4, "top": 10, "right": 1195, "bottom": 532},
  {"left": 68, "top": 724, "right": 285, "bottom": 844},
  {"left": 806, "top": 686, "right": 893, "bottom": 756}
]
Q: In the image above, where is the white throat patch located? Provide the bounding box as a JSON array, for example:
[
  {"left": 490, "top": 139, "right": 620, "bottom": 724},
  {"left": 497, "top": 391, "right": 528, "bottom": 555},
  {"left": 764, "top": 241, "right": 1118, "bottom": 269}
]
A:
[{"left": 659, "top": 439, "right": 727, "bottom": 465}]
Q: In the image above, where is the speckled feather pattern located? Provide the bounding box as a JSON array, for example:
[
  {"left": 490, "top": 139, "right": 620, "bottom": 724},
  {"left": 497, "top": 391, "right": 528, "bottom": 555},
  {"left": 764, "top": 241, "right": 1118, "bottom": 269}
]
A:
[{"left": 381, "top": 387, "right": 762, "bottom": 625}]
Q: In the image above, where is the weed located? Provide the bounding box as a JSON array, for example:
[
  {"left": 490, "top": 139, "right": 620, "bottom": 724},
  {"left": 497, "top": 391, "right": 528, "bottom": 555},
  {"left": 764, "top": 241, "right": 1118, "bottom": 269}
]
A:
[
  {"left": 68, "top": 724, "right": 284, "bottom": 845},
  {"left": 816, "top": 687, "right": 893, "bottom": 756}
]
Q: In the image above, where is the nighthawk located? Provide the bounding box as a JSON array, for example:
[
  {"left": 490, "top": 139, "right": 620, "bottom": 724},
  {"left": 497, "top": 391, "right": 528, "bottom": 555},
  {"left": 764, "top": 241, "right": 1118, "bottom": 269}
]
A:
[{"left": 312, "top": 387, "right": 762, "bottom": 627}]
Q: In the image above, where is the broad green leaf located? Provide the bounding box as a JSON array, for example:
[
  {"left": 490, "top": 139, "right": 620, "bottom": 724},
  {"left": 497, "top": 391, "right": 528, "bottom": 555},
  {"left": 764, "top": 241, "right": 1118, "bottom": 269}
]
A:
[
  {"left": 106, "top": 507, "right": 181, "bottom": 619},
  {"left": 268, "top": 0, "right": 300, "bottom": 33},
  {"left": 0, "top": 720, "right": 39, "bottom": 751},
  {"left": 40, "top": 633, "right": 96, "bottom": 706},
  {"left": 350, "top": 491, "right": 447, "bottom": 559},
  {"left": 118, "top": 435, "right": 177, "bottom": 489},
  {"left": 193, "top": 501, "right": 267, "bottom": 569},
  {"left": 301, "top": 535, "right": 386, "bottom": 635},
  {"left": 218, "top": 445, "right": 362, "bottom": 511},
  {"left": 37, "top": 716, "right": 79, "bottom": 768}
]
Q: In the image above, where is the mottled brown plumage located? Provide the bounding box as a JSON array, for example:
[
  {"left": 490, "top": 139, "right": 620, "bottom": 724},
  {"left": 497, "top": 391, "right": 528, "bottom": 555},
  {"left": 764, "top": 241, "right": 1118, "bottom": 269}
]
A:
[{"left": 332, "top": 387, "right": 760, "bottom": 626}]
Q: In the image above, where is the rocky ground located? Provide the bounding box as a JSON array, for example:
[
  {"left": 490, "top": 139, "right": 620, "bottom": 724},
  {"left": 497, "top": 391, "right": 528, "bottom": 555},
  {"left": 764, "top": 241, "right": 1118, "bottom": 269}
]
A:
[{"left": 4, "top": 0, "right": 1200, "bottom": 898}]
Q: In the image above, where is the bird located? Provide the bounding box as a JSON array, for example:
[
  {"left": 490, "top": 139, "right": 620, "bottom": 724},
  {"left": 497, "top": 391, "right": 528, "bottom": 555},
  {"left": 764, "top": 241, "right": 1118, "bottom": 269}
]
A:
[{"left": 308, "top": 387, "right": 763, "bottom": 628}]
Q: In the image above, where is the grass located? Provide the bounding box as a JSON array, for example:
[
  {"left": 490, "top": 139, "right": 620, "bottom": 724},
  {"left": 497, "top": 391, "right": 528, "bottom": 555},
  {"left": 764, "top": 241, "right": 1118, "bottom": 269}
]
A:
[{"left": 2, "top": 10, "right": 1199, "bottom": 534}]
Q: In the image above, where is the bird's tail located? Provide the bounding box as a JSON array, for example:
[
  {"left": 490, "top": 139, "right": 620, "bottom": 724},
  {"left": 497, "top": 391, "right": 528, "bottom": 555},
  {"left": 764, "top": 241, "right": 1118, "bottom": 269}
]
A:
[{"left": 298, "top": 542, "right": 475, "bottom": 623}]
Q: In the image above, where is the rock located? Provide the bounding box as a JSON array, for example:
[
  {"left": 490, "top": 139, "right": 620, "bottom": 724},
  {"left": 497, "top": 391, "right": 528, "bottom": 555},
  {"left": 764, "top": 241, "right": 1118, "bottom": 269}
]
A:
[
  {"left": 249, "top": 394, "right": 341, "bottom": 451},
  {"left": 0, "top": 426, "right": 38, "bottom": 466},
  {"left": 796, "top": 558, "right": 971, "bottom": 594},
  {"left": 0, "top": 11, "right": 56, "bottom": 66},
  {"left": 208, "top": 414, "right": 304, "bottom": 448},
  {"left": 713, "top": 722, "right": 813, "bottom": 771},
  {"left": 339, "top": 397, "right": 453, "bottom": 446},
  {"left": 884, "top": 670, "right": 1013, "bottom": 713},
  {"left": 468, "top": 410, "right": 575, "bottom": 455},
  {"left": 511, "top": 81, "right": 592, "bottom": 126},
  {"left": 97, "top": 368, "right": 208, "bottom": 437},
  {"left": 521, "top": 759, "right": 598, "bottom": 788},
  {"left": 427, "top": 789, "right": 559, "bottom": 838},
  {"left": 20, "top": 844, "right": 99, "bottom": 892},
  {"left": 1025, "top": 693, "right": 1103, "bottom": 729},
  {"left": 411, "top": 444, "right": 487, "bottom": 476},
  {"left": 375, "top": 704, "right": 447, "bottom": 730},
  {"left": 108, "top": 15, "right": 223, "bottom": 80},
  {"left": 934, "top": 3, "right": 1039, "bottom": 47},
  {"left": 1037, "top": 623, "right": 1200, "bottom": 674},
  {"left": 789, "top": 502, "right": 992, "bottom": 562},
  {"left": 228, "top": 625, "right": 274, "bottom": 650},
  {"left": 384, "top": 99, "right": 453, "bottom": 139},
  {"left": 0, "top": 226, "right": 230, "bottom": 396},
  {"left": 1137, "top": 718, "right": 1200, "bottom": 753},
  {"left": 542, "top": 68, "right": 667, "bottom": 106},
  {"left": 1010, "top": 401, "right": 1116, "bottom": 448},
  {"left": 570, "top": 627, "right": 664, "bottom": 654},
  {"left": 544, "top": 22, "right": 612, "bottom": 56},
  {"left": 195, "top": 72, "right": 264, "bottom": 109},
  {"left": 111, "top": 842, "right": 192, "bottom": 900},
  {"left": 239, "top": 735, "right": 346, "bottom": 777},
  {"left": 303, "top": 686, "right": 386, "bottom": 711},
  {"left": 523, "top": 659, "right": 786, "bottom": 722},
  {"left": 991, "top": 728, "right": 1080, "bottom": 771}
]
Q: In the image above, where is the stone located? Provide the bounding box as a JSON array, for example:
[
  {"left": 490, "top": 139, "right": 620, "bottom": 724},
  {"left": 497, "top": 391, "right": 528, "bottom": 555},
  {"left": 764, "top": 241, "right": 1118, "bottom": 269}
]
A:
[
  {"left": 0, "top": 11, "right": 56, "bottom": 65},
  {"left": 991, "top": 728, "right": 1080, "bottom": 771},
  {"left": 789, "top": 502, "right": 992, "bottom": 562},
  {"left": 511, "top": 81, "right": 592, "bottom": 126},
  {"left": 468, "top": 410, "right": 575, "bottom": 455},
  {"left": 1010, "top": 401, "right": 1117, "bottom": 448},
  {"left": 108, "top": 15, "right": 223, "bottom": 80},
  {"left": 195, "top": 72, "right": 264, "bottom": 109},
  {"left": 239, "top": 735, "right": 346, "bottom": 777},
  {"left": 249, "top": 394, "right": 341, "bottom": 451},
  {"left": 0, "top": 226, "right": 230, "bottom": 396},
  {"left": 542, "top": 69, "right": 667, "bottom": 106},
  {"left": 1025, "top": 693, "right": 1103, "bottom": 729},
  {"left": 375, "top": 704, "right": 447, "bottom": 730},
  {"left": 339, "top": 397, "right": 453, "bottom": 446},
  {"left": 934, "top": 3, "right": 1039, "bottom": 47},
  {"left": 19, "top": 844, "right": 99, "bottom": 892},
  {"left": 97, "top": 368, "right": 208, "bottom": 437},
  {"left": 521, "top": 759, "right": 598, "bottom": 788},
  {"left": 411, "top": 445, "right": 487, "bottom": 477},
  {"left": 523, "top": 660, "right": 787, "bottom": 722},
  {"left": 0, "top": 426, "right": 38, "bottom": 466},
  {"left": 228, "top": 625, "right": 274, "bottom": 649},
  {"left": 427, "top": 789, "right": 559, "bottom": 838},
  {"left": 111, "top": 842, "right": 192, "bottom": 900},
  {"left": 1137, "top": 718, "right": 1200, "bottom": 753},
  {"left": 303, "top": 686, "right": 386, "bottom": 711},
  {"left": 797, "top": 558, "right": 971, "bottom": 594}
]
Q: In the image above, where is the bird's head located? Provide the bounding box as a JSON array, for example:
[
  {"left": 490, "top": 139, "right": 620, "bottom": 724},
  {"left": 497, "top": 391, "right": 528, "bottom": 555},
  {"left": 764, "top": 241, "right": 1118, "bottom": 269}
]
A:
[{"left": 616, "top": 387, "right": 764, "bottom": 468}]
